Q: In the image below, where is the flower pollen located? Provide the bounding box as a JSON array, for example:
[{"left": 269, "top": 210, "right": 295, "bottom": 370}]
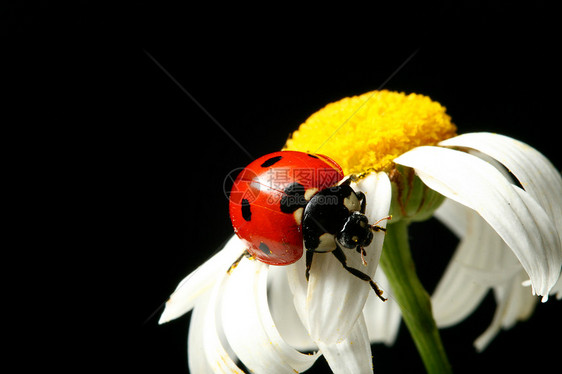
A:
[{"left": 284, "top": 90, "right": 457, "bottom": 175}]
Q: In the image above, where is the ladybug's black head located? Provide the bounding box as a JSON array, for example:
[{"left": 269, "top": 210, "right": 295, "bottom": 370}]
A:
[{"left": 336, "top": 211, "right": 373, "bottom": 249}]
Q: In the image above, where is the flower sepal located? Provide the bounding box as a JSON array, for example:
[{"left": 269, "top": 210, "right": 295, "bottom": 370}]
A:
[{"left": 388, "top": 164, "right": 445, "bottom": 223}]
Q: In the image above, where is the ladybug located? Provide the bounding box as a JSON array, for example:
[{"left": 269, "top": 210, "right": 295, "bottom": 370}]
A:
[{"left": 229, "top": 150, "right": 387, "bottom": 300}]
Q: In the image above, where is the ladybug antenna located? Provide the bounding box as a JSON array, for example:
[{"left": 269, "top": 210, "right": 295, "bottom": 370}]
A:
[{"left": 370, "top": 215, "right": 392, "bottom": 233}]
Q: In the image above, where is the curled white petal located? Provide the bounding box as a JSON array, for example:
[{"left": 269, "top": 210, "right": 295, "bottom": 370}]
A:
[
  {"left": 434, "top": 197, "right": 469, "bottom": 238},
  {"left": 305, "top": 172, "right": 391, "bottom": 344},
  {"left": 198, "top": 270, "right": 245, "bottom": 373},
  {"left": 286, "top": 254, "right": 311, "bottom": 332},
  {"left": 474, "top": 270, "right": 537, "bottom": 352},
  {"left": 442, "top": 133, "right": 562, "bottom": 291},
  {"left": 318, "top": 316, "right": 374, "bottom": 374},
  {"left": 550, "top": 275, "right": 562, "bottom": 300},
  {"left": 511, "top": 185, "right": 561, "bottom": 301},
  {"left": 395, "top": 146, "right": 562, "bottom": 300},
  {"left": 187, "top": 292, "right": 214, "bottom": 373},
  {"left": 440, "top": 132, "right": 562, "bottom": 238},
  {"left": 221, "top": 259, "right": 319, "bottom": 374},
  {"left": 159, "top": 235, "right": 246, "bottom": 324},
  {"left": 268, "top": 265, "right": 317, "bottom": 351},
  {"left": 432, "top": 200, "right": 522, "bottom": 327}
]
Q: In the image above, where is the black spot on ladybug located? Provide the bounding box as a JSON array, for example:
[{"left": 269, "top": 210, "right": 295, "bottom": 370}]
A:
[
  {"left": 307, "top": 154, "right": 319, "bottom": 159},
  {"left": 241, "top": 199, "right": 252, "bottom": 221},
  {"left": 259, "top": 241, "right": 271, "bottom": 255},
  {"left": 261, "top": 155, "right": 283, "bottom": 167},
  {"left": 280, "top": 182, "right": 307, "bottom": 213}
]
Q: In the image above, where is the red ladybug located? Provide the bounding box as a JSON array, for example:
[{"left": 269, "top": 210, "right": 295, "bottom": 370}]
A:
[{"left": 229, "top": 150, "right": 387, "bottom": 300}]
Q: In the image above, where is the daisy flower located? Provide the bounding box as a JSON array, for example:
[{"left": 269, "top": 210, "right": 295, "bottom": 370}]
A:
[{"left": 159, "top": 90, "right": 561, "bottom": 373}]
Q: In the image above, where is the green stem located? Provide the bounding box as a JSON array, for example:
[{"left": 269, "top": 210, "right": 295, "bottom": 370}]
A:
[{"left": 380, "top": 220, "right": 452, "bottom": 374}]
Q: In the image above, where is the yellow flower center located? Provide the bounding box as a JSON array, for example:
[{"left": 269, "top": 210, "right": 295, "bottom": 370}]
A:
[{"left": 284, "top": 90, "right": 457, "bottom": 175}]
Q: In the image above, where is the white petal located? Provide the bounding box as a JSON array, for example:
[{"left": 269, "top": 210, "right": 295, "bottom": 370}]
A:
[
  {"left": 256, "top": 272, "right": 320, "bottom": 371},
  {"left": 187, "top": 292, "right": 214, "bottom": 373},
  {"left": 432, "top": 202, "right": 517, "bottom": 327},
  {"left": 286, "top": 254, "right": 311, "bottom": 331},
  {"left": 440, "top": 132, "right": 562, "bottom": 238},
  {"left": 159, "top": 235, "right": 245, "bottom": 324},
  {"left": 305, "top": 172, "right": 392, "bottom": 344},
  {"left": 395, "top": 146, "right": 562, "bottom": 300},
  {"left": 363, "top": 267, "right": 401, "bottom": 345},
  {"left": 356, "top": 172, "right": 393, "bottom": 229},
  {"left": 474, "top": 270, "right": 537, "bottom": 351},
  {"left": 512, "top": 185, "right": 561, "bottom": 301},
  {"left": 318, "top": 316, "right": 374, "bottom": 374},
  {"left": 199, "top": 270, "right": 245, "bottom": 373},
  {"left": 188, "top": 290, "right": 240, "bottom": 373},
  {"left": 221, "top": 259, "right": 319, "bottom": 374},
  {"left": 268, "top": 265, "right": 317, "bottom": 351},
  {"left": 550, "top": 275, "right": 562, "bottom": 300},
  {"left": 433, "top": 198, "right": 469, "bottom": 238},
  {"left": 441, "top": 133, "right": 562, "bottom": 283}
]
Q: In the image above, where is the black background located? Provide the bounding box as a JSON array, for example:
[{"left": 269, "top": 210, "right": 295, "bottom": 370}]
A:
[{"left": 6, "top": 1, "right": 560, "bottom": 373}]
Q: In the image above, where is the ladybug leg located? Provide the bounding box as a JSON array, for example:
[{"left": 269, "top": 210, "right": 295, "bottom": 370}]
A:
[
  {"left": 338, "top": 174, "right": 360, "bottom": 187},
  {"left": 356, "top": 246, "right": 368, "bottom": 266},
  {"left": 355, "top": 191, "right": 367, "bottom": 214},
  {"left": 332, "top": 246, "right": 387, "bottom": 302},
  {"left": 338, "top": 176, "right": 352, "bottom": 186},
  {"left": 227, "top": 250, "right": 253, "bottom": 274},
  {"left": 305, "top": 250, "right": 314, "bottom": 281}
]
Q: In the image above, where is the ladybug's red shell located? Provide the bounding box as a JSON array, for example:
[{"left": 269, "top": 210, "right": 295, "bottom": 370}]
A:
[{"left": 229, "top": 151, "right": 344, "bottom": 265}]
